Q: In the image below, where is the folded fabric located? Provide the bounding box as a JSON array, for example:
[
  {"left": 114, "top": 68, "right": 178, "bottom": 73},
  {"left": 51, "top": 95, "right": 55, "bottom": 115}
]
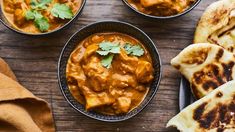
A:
[
  {"left": 0, "top": 58, "right": 55, "bottom": 132},
  {"left": 0, "top": 58, "right": 17, "bottom": 81}
]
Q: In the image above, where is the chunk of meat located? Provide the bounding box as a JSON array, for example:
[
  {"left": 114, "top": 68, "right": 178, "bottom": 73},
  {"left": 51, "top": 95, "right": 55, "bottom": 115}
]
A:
[
  {"left": 140, "top": 0, "right": 171, "bottom": 7},
  {"left": 24, "top": 0, "right": 31, "bottom": 5},
  {"left": 70, "top": 47, "right": 84, "bottom": 63},
  {"left": 109, "top": 88, "right": 124, "bottom": 97},
  {"left": 135, "top": 85, "right": 146, "bottom": 92},
  {"left": 80, "top": 86, "right": 115, "bottom": 110},
  {"left": 116, "top": 97, "right": 131, "bottom": 113},
  {"left": 139, "top": 0, "right": 188, "bottom": 14},
  {"left": 4, "top": 6, "right": 15, "bottom": 13},
  {"left": 91, "top": 35, "right": 105, "bottom": 43},
  {"left": 13, "top": 9, "right": 25, "bottom": 26},
  {"left": 13, "top": 0, "right": 24, "bottom": 8},
  {"left": 82, "top": 56, "right": 110, "bottom": 92},
  {"left": 135, "top": 60, "right": 154, "bottom": 83},
  {"left": 83, "top": 44, "right": 99, "bottom": 61},
  {"left": 67, "top": 63, "right": 86, "bottom": 86},
  {"left": 113, "top": 49, "right": 138, "bottom": 74},
  {"left": 4, "top": 0, "right": 15, "bottom": 13},
  {"left": 111, "top": 73, "right": 137, "bottom": 88},
  {"left": 67, "top": 63, "right": 114, "bottom": 109}
]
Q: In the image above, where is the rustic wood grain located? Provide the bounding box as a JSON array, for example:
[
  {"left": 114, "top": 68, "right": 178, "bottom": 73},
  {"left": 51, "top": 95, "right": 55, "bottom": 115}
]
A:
[{"left": 0, "top": 0, "right": 216, "bottom": 131}]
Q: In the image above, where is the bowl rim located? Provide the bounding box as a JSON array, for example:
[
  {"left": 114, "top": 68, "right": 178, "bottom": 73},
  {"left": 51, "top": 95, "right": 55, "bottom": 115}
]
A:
[
  {"left": 122, "top": 0, "right": 202, "bottom": 19},
  {"left": 57, "top": 20, "right": 162, "bottom": 122},
  {"left": 0, "top": 0, "right": 86, "bottom": 36}
]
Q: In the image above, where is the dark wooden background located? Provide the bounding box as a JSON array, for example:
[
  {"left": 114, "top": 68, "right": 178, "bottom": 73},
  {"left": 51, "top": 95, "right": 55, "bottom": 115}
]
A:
[{"left": 0, "top": 0, "right": 215, "bottom": 131}]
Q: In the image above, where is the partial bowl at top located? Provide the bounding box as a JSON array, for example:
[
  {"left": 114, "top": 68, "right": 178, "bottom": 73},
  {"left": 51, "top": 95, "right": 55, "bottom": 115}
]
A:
[
  {"left": 0, "top": 0, "right": 86, "bottom": 36},
  {"left": 122, "top": 0, "right": 201, "bottom": 19},
  {"left": 58, "top": 21, "right": 162, "bottom": 122}
]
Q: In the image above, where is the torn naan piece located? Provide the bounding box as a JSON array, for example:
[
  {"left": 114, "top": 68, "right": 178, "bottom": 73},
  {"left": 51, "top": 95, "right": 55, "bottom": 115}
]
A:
[
  {"left": 194, "top": 0, "right": 235, "bottom": 53},
  {"left": 171, "top": 43, "right": 235, "bottom": 99},
  {"left": 167, "top": 80, "right": 235, "bottom": 131}
]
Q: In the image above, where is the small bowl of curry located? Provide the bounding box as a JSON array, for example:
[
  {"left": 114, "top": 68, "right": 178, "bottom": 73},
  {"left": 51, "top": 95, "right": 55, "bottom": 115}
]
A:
[
  {"left": 122, "top": 0, "right": 201, "bottom": 19},
  {"left": 58, "top": 21, "right": 161, "bottom": 122},
  {"left": 0, "top": 0, "right": 86, "bottom": 35}
]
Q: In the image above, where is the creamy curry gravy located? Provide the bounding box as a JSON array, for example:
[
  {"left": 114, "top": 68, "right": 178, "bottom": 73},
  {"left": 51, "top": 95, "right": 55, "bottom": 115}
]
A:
[
  {"left": 66, "top": 33, "right": 154, "bottom": 115},
  {"left": 127, "top": 0, "right": 196, "bottom": 16},
  {"left": 0, "top": 0, "right": 82, "bottom": 33}
]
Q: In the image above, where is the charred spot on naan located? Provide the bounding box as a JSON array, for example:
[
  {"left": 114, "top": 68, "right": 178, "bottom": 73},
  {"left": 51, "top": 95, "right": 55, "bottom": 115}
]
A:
[
  {"left": 192, "top": 61, "right": 234, "bottom": 99},
  {"left": 193, "top": 99, "right": 235, "bottom": 131},
  {"left": 227, "top": 46, "right": 234, "bottom": 53},
  {"left": 222, "top": 61, "right": 234, "bottom": 80},
  {"left": 181, "top": 47, "right": 210, "bottom": 65},
  {"left": 207, "top": 35, "right": 220, "bottom": 45},
  {"left": 191, "top": 84, "right": 202, "bottom": 99},
  {"left": 193, "top": 102, "right": 207, "bottom": 121},
  {"left": 216, "top": 92, "right": 223, "bottom": 98},
  {"left": 210, "top": 6, "right": 228, "bottom": 25},
  {"left": 215, "top": 48, "right": 224, "bottom": 60}
]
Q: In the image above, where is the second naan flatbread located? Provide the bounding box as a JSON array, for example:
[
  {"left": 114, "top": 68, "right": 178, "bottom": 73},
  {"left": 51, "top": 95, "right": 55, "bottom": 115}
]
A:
[
  {"left": 171, "top": 43, "right": 235, "bottom": 99},
  {"left": 194, "top": 0, "right": 235, "bottom": 53},
  {"left": 167, "top": 80, "right": 235, "bottom": 131}
]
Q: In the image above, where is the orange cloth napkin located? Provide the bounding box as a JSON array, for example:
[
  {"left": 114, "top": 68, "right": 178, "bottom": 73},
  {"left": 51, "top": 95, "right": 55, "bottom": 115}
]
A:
[{"left": 0, "top": 58, "right": 55, "bottom": 132}]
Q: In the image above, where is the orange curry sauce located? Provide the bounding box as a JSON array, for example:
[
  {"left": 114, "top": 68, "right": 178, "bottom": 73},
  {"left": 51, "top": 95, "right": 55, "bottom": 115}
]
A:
[{"left": 66, "top": 33, "right": 154, "bottom": 115}]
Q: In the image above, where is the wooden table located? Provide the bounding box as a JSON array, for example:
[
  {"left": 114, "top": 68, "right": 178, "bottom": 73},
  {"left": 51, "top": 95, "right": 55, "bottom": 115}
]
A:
[{"left": 0, "top": 0, "right": 216, "bottom": 131}]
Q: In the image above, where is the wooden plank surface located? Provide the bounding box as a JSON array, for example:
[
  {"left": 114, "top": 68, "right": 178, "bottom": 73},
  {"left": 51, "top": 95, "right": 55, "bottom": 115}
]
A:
[{"left": 0, "top": 0, "right": 216, "bottom": 131}]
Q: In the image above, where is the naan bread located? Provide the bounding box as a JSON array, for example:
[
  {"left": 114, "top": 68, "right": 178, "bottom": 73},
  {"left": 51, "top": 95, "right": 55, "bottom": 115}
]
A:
[
  {"left": 171, "top": 43, "right": 235, "bottom": 99},
  {"left": 167, "top": 80, "right": 235, "bottom": 132},
  {"left": 194, "top": 0, "right": 235, "bottom": 53}
]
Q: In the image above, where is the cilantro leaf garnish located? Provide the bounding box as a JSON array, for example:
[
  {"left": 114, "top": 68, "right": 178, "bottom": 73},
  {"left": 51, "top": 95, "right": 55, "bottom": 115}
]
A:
[
  {"left": 99, "top": 42, "right": 119, "bottom": 51},
  {"left": 96, "top": 50, "right": 110, "bottom": 56},
  {"left": 101, "top": 54, "right": 114, "bottom": 69},
  {"left": 96, "top": 42, "right": 120, "bottom": 68},
  {"left": 51, "top": 3, "right": 73, "bottom": 19},
  {"left": 35, "top": 17, "right": 49, "bottom": 32},
  {"left": 123, "top": 43, "right": 144, "bottom": 56},
  {"left": 25, "top": 10, "right": 35, "bottom": 20},
  {"left": 96, "top": 42, "right": 120, "bottom": 56},
  {"left": 30, "top": 0, "right": 52, "bottom": 10},
  {"left": 96, "top": 42, "right": 144, "bottom": 68},
  {"left": 25, "top": 0, "right": 73, "bottom": 32},
  {"left": 123, "top": 44, "right": 132, "bottom": 54},
  {"left": 25, "top": 10, "right": 49, "bottom": 32}
]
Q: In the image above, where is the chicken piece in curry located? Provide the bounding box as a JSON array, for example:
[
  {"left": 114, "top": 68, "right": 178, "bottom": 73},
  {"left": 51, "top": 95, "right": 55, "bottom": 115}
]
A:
[
  {"left": 66, "top": 33, "right": 154, "bottom": 115},
  {"left": 127, "top": 0, "right": 196, "bottom": 16},
  {"left": 0, "top": 0, "right": 82, "bottom": 33}
]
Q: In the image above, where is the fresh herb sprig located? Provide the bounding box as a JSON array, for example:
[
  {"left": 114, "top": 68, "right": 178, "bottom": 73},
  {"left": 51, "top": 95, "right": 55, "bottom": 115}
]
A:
[
  {"left": 25, "top": 10, "right": 49, "bottom": 32},
  {"left": 123, "top": 43, "right": 144, "bottom": 56},
  {"left": 96, "top": 41, "right": 144, "bottom": 68},
  {"left": 30, "top": 0, "right": 52, "bottom": 10},
  {"left": 96, "top": 42, "right": 120, "bottom": 68},
  {"left": 24, "top": 0, "right": 74, "bottom": 32},
  {"left": 51, "top": 3, "right": 74, "bottom": 19},
  {"left": 101, "top": 54, "right": 114, "bottom": 68},
  {"left": 96, "top": 42, "right": 120, "bottom": 55}
]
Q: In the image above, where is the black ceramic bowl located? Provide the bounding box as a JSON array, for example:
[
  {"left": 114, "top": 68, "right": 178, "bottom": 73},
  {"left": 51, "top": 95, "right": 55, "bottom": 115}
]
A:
[
  {"left": 58, "top": 21, "right": 162, "bottom": 122},
  {"left": 0, "top": 0, "right": 86, "bottom": 36},
  {"left": 122, "top": 0, "right": 201, "bottom": 19}
]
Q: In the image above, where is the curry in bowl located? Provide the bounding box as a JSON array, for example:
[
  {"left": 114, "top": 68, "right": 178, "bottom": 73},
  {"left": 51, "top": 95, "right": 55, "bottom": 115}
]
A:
[
  {"left": 127, "top": 0, "right": 196, "bottom": 16},
  {"left": 66, "top": 32, "right": 154, "bottom": 115},
  {"left": 0, "top": 0, "right": 82, "bottom": 34}
]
